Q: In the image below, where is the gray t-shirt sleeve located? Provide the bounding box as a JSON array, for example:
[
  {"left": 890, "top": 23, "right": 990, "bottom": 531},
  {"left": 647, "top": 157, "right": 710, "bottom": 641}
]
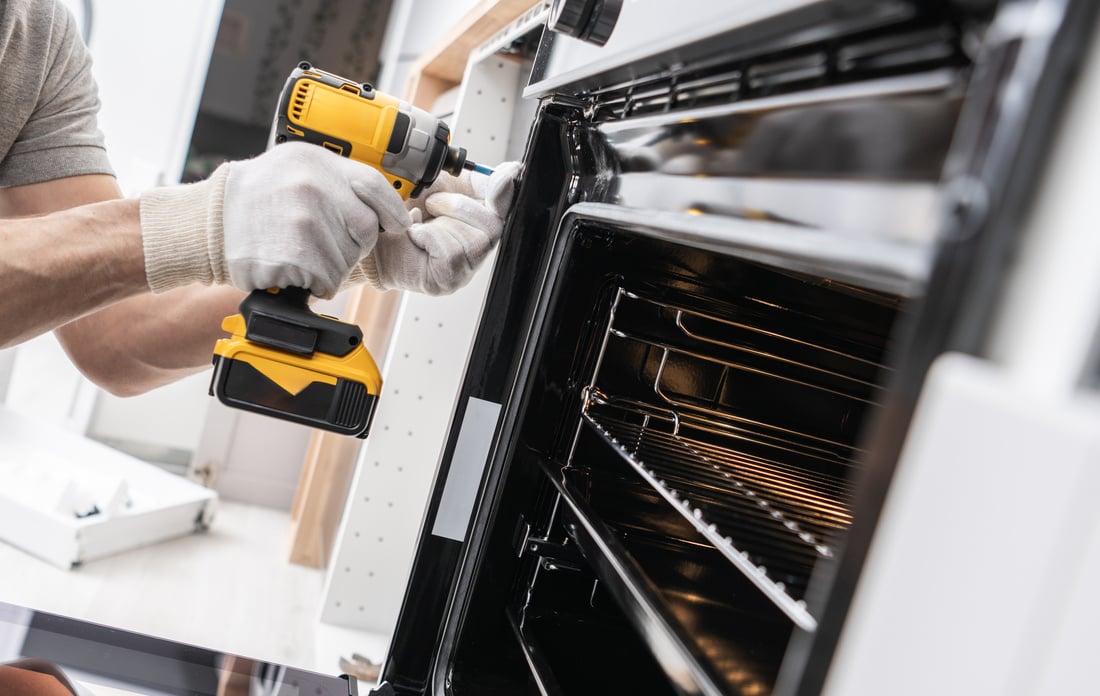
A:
[{"left": 0, "top": 0, "right": 114, "bottom": 187}]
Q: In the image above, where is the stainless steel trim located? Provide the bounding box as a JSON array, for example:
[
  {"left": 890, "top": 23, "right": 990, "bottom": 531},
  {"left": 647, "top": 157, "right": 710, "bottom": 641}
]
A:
[
  {"left": 598, "top": 71, "right": 959, "bottom": 244},
  {"left": 611, "top": 177, "right": 944, "bottom": 247},
  {"left": 607, "top": 68, "right": 959, "bottom": 133},
  {"left": 597, "top": 69, "right": 959, "bottom": 133},
  {"left": 560, "top": 202, "right": 932, "bottom": 296}
]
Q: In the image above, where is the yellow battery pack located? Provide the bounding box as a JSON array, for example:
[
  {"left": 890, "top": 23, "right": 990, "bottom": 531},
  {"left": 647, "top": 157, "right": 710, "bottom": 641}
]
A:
[{"left": 210, "top": 289, "right": 382, "bottom": 438}]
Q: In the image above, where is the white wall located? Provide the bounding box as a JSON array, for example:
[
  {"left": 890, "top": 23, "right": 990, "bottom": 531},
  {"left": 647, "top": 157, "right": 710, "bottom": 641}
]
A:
[
  {"left": 0, "top": 349, "right": 14, "bottom": 405},
  {"left": 85, "top": 0, "right": 225, "bottom": 194},
  {"left": 3, "top": 333, "right": 95, "bottom": 433}
]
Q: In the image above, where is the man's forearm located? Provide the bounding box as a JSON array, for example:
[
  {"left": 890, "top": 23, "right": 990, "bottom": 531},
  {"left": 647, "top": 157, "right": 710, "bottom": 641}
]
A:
[
  {"left": 55, "top": 285, "right": 245, "bottom": 396},
  {"left": 0, "top": 198, "right": 147, "bottom": 348},
  {"left": 1, "top": 174, "right": 247, "bottom": 396}
]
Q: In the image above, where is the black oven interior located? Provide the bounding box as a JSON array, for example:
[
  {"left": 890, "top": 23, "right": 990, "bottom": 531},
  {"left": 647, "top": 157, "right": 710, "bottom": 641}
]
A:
[{"left": 443, "top": 218, "right": 901, "bottom": 695}]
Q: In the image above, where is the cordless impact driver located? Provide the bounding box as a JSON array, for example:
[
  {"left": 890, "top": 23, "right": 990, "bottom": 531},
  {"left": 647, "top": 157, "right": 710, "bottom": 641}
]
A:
[{"left": 209, "top": 62, "right": 491, "bottom": 437}]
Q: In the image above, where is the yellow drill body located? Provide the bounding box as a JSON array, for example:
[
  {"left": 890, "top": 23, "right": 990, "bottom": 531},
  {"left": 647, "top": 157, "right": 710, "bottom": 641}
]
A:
[{"left": 271, "top": 62, "right": 471, "bottom": 198}]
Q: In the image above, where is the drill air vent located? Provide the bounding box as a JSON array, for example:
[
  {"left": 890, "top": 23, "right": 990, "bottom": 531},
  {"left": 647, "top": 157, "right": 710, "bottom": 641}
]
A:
[{"left": 290, "top": 82, "right": 311, "bottom": 120}]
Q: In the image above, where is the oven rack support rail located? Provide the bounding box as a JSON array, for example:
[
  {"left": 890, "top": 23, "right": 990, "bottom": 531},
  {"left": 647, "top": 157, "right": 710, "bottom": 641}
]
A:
[
  {"left": 536, "top": 457, "right": 733, "bottom": 696},
  {"left": 606, "top": 289, "right": 884, "bottom": 458},
  {"left": 567, "top": 288, "right": 870, "bottom": 631}
]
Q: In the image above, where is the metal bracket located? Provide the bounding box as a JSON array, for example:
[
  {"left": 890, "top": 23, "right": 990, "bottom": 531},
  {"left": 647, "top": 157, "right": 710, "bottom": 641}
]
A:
[
  {"left": 365, "top": 680, "right": 392, "bottom": 696},
  {"left": 514, "top": 517, "right": 585, "bottom": 571}
]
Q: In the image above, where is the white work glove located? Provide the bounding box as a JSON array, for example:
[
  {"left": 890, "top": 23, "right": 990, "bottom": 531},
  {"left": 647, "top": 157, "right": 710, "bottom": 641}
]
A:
[
  {"left": 139, "top": 142, "right": 411, "bottom": 299},
  {"left": 349, "top": 161, "right": 521, "bottom": 296}
]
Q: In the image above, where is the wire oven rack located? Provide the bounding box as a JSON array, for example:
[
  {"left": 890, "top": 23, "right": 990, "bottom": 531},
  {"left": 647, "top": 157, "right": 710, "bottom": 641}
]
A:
[{"left": 567, "top": 288, "right": 884, "bottom": 631}]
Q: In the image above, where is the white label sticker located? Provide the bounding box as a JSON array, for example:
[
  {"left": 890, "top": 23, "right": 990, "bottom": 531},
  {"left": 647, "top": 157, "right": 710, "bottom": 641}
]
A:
[{"left": 431, "top": 397, "right": 502, "bottom": 542}]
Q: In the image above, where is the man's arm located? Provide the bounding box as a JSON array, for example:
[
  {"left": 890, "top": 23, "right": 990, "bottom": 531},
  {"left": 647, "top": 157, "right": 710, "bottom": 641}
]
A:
[
  {"left": 0, "top": 154, "right": 515, "bottom": 397},
  {"left": 0, "top": 174, "right": 243, "bottom": 396}
]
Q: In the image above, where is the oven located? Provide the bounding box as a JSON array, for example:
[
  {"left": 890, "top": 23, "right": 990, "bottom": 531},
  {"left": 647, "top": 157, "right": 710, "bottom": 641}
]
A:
[{"left": 371, "top": 0, "right": 1098, "bottom": 694}]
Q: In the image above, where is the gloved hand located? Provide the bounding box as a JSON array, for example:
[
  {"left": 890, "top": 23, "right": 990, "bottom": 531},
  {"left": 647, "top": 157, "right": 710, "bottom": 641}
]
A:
[
  {"left": 349, "top": 161, "right": 521, "bottom": 296},
  {"left": 139, "top": 142, "right": 411, "bottom": 299}
]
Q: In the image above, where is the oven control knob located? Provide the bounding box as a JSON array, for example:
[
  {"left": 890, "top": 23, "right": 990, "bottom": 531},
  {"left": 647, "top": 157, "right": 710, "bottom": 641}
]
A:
[{"left": 548, "top": 0, "right": 622, "bottom": 46}]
